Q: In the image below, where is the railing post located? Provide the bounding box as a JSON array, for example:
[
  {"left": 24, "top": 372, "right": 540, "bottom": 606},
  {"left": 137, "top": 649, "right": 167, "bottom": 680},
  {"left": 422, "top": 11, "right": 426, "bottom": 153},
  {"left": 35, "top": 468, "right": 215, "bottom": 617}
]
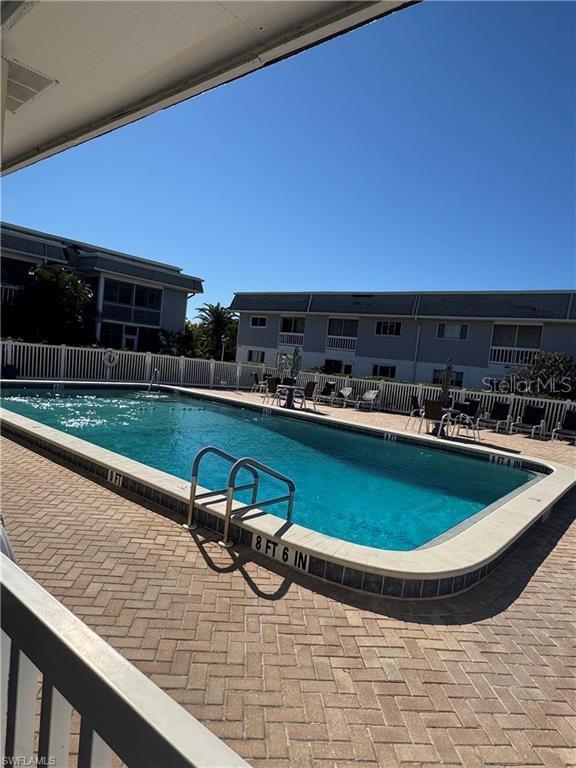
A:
[
  {"left": 4, "top": 339, "right": 13, "bottom": 365},
  {"left": 179, "top": 356, "right": 185, "bottom": 385},
  {"left": 235, "top": 363, "right": 241, "bottom": 391},
  {"left": 144, "top": 352, "right": 152, "bottom": 383},
  {"left": 58, "top": 345, "right": 67, "bottom": 380},
  {"left": 209, "top": 359, "right": 215, "bottom": 389}
]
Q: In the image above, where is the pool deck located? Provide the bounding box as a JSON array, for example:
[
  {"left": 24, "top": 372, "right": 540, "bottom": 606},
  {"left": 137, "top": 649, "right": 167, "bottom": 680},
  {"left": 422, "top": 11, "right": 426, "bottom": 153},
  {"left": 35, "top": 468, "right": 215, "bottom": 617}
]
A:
[
  {"left": 190, "top": 388, "right": 576, "bottom": 468},
  {"left": 1, "top": 393, "right": 575, "bottom": 768}
]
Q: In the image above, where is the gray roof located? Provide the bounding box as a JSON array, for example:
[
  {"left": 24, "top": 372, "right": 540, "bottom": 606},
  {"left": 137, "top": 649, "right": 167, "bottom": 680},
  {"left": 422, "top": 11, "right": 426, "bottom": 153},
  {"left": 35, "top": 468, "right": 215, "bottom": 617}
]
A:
[
  {"left": 1, "top": 221, "right": 203, "bottom": 293},
  {"left": 230, "top": 291, "right": 576, "bottom": 321}
]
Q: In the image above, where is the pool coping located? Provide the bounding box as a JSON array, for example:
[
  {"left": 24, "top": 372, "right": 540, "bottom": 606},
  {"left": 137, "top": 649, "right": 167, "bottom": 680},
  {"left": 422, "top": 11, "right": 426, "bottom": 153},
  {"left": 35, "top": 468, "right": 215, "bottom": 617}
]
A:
[{"left": 1, "top": 380, "right": 574, "bottom": 600}]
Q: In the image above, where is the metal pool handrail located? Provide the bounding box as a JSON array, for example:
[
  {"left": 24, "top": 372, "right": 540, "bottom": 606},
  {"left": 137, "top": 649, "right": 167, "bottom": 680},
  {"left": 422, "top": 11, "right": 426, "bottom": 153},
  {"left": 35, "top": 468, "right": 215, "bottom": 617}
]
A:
[
  {"left": 183, "top": 446, "right": 259, "bottom": 531},
  {"left": 219, "top": 457, "right": 295, "bottom": 549}
]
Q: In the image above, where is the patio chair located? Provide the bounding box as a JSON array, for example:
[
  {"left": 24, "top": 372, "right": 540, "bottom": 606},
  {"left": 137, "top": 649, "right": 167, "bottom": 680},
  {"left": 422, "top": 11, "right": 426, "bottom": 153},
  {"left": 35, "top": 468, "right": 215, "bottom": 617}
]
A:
[
  {"left": 405, "top": 394, "right": 422, "bottom": 430},
  {"left": 331, "top": 386, "right": 354, "bottom": 408},
  {"left": 355, "top": 389, "right": 380, "bottom": 411},
  {"left": 509, "top": 404, "right": 546, "bottom": 438},
  {"left": 293, "top": 381, "right": 317, "bottom": 411},
  {"left": 250, "top": 373, "right": 267, "bottom": 395},
  {"left": 551, "top": 408, "right": 576, "bottom": 443},
  {"left": 316, "top": 381, "right": 336, "bottom": 405},
  {"left": 478, "top": 401, "right": 511, "bottom": 433},
  {"left": 418, "top": 399, "right": 448, "bottom": 435},
  {"left": 453, "top": 400, "right": 481, "bottom": 441},
  {"left": 262, "top": 377, "right": 281, "bottom": 405}
]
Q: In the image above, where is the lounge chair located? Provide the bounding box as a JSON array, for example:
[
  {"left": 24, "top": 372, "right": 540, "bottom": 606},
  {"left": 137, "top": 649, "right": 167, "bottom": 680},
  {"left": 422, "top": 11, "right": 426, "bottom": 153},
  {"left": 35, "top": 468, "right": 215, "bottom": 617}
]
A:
[
  {"left": 293, "top": 381, "right": 317, "bottom": 411},
  {"left": 316, "top": 381, "right": 336, "bottom": 405},
  {"left": 331, "top": 386, "right": 353, "bottom": 408},
  {"left": 509, "top": 404, "right": 546, "bottom": 438},
  {"left": 355, "top": 389, "right": 380, "bottom": 411},
  {"left": 551, "top": 409, "right": 576, "bottom": 443},
  {"left": 478, "top": 401, "right": 511, "bottom": 433},
  {"left": 405, "top": 394, "right": 422, "bottom": 430},
  {"left": 418, "top": 400, "right": 448, "bottom": 435}
]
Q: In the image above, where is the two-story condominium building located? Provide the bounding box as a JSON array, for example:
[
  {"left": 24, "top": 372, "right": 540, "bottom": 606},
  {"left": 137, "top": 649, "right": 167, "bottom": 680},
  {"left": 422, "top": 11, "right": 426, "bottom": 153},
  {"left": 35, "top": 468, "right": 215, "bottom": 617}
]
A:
[
  {"left": 230, "top": 291, "right": 576, "bottom": 388},
  {"left": 1, "top": 222, "right": 203, "bottom": 351}
]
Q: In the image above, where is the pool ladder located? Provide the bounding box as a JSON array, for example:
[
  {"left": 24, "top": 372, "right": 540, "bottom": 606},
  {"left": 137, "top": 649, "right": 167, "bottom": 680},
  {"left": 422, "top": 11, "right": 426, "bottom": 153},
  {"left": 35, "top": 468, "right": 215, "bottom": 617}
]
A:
[{"left": 183, "top": 446, "right": 295, "bottom": 548}]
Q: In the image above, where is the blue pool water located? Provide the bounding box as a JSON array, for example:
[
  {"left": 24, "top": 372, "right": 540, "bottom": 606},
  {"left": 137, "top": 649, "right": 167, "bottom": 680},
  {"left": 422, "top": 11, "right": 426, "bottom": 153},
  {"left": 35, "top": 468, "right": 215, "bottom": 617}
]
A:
[{"left": 0, "top": 388, "right": 536, "bottom": 551}]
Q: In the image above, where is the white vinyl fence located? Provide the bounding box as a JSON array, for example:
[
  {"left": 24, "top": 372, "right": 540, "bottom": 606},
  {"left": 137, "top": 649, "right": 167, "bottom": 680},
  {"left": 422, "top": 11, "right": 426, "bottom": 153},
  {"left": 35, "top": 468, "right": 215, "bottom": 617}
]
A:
[{"left": 1, "top": 341, "right": 573, "bottom": 434}]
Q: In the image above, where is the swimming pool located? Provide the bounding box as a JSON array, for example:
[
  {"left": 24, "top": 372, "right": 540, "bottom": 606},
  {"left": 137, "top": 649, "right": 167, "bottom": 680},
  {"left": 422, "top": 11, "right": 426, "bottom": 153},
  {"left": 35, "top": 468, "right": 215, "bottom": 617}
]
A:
[{"left": 0, "top": 387, "right": 537, "bottom": 551}]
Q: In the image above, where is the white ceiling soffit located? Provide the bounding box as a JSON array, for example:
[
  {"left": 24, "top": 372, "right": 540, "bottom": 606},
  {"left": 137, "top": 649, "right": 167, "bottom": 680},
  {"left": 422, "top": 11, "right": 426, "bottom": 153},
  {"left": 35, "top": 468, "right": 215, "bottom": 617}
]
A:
[{"left": 1, "top": 0, "right": 416, "bottom": 175}]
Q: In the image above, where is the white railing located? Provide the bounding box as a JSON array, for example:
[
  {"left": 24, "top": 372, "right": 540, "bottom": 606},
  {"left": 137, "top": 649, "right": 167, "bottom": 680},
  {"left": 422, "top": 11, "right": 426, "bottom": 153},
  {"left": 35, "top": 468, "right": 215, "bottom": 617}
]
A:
[
  {"left": 0, "top": 340, "right": 573, "bottom": 435},
  {"left": 0, "top": 340, "right": 275, "bottom": 391},
  {"left": 0, "top": 285, "right": 23, "bottom": 305},
  {"left": 489, "top": 346, "right": 541, "bottom": 365},
  {"left": 1, "top": 554, "right": 248, "bottom": 768},
  {"left": 325, "top": 335, "right": 356, "bottom": 351},
  {"left": 278, "top": 333, "right": 304, "bottom": 346}
]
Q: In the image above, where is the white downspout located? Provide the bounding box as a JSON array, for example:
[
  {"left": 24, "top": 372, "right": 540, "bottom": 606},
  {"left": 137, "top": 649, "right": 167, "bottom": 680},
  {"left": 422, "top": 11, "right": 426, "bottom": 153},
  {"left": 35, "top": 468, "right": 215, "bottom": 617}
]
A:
[{"left": 411, "top": 294, "right": 422, "bottom": 383}]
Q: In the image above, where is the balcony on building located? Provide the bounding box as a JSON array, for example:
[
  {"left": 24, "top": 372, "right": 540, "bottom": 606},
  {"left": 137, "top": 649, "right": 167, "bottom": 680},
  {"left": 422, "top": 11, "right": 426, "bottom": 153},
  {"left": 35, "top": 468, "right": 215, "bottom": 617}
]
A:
[
  {"left": 489, "top": 323, "right": 542, "bottom": 366},
  {"left": 278, "top": 316, "right": 305, "bottom": 346},
  {"left": 325, "top": 318, "right": 358, "bottom": 351}
]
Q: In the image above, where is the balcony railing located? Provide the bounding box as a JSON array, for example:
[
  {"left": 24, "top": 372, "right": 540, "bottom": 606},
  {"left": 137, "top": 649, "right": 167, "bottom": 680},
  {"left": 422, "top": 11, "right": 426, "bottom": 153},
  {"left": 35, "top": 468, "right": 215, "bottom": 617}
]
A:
[
  {"left": 0, "top": 284, "right": 24, "bottom": 305},
  {"left": 326, "top": 335, "right": 356, "bottom": 351},
  {"left": 1, "top": 553, "right": 249, "bottom": 768},
  {"left": 489, "top": 346, "right": 541, "bottom": 365},
  {"left": 278, "top": 332, "right": 304, "bottom": 346},
  {"left": 101, "top": 302, "right": 161, "bottom": 326}
]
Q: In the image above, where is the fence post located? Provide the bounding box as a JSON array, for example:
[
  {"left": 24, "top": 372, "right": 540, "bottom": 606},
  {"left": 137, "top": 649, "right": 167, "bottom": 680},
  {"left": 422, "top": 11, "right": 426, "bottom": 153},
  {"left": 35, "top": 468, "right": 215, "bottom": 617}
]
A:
[
  {"left": 144, "top": 352, "right": 152, "bottom": 382},
  {"left": 377, "top": 379, "right": 385, "bottom": 410},
  {"left": 209, "top": 359, "right": 215, "bottom": 389},
  {"left": 5, "top": 340, "right": 13, "bottom": 365},
  {"left": 59, "top": 345, "right": 67, "bottom": 380},
  {"left": 179, "top": 356, "right": 185, "bottom": 385},
  {"left": 236, "top": 363, "right": 242, "bottom": 391}
]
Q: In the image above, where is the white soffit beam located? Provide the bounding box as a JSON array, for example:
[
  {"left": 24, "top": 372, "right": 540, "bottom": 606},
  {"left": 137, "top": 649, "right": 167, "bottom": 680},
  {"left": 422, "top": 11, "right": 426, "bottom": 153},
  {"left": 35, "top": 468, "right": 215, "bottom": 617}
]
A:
[{"left": 1, "top": 0, "right": 417, "bottom": 175}]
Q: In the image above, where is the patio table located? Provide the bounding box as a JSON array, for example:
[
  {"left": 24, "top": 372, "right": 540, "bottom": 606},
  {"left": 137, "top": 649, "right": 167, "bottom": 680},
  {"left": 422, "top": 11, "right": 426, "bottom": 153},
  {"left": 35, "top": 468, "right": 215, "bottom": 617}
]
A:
[{"left": 278, "top": 385, "right": 299, "bottom": 409}]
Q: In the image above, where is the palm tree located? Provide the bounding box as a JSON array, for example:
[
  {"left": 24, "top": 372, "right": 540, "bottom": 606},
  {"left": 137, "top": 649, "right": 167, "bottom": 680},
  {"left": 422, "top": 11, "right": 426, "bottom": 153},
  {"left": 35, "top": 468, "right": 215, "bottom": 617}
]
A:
[{"left": 196, "top": 303, "right": 237, "bottom": 360}]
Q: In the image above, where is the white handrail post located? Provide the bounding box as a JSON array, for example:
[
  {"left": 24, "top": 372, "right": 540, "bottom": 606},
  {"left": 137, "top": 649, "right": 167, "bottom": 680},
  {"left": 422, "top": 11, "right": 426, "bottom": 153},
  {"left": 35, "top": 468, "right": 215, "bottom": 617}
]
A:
[
  {"left": 5, "top": 340, "right": 13, "bottom": 365},
  {"left": 179, "top": 356, "right": 185, "bottom": 385},
  {"left": 236, "top": 363, "right": 241, "bottom": 391},
  {"left": 209, "top": 359, "right": 215, "bottom": 389},
  {"left": 58, "top": 345, "right": 67, "bottom": 380},
  {"left": 144, "top": 352, "right": 152, "bottom": 383}
]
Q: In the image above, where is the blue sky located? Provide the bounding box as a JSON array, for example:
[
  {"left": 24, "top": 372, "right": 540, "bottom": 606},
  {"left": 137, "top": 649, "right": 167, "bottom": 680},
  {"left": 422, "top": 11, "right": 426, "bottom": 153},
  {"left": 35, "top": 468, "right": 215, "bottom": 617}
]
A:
[{"left": 2, "top": 1, "right": 574, "bottom": 317}]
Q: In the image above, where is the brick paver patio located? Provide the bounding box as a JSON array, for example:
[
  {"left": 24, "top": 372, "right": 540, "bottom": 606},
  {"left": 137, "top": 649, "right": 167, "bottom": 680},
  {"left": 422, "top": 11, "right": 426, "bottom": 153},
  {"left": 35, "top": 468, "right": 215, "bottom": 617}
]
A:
[{"left": 1, "top": 428, "right": 575, "bottom": 767}]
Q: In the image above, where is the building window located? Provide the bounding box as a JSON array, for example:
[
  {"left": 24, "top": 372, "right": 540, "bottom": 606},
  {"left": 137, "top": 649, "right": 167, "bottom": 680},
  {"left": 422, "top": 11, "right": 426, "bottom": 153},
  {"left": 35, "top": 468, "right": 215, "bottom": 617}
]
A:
[
  {"left": 328, "top": 318, "right": 358, "bottom": 337},
  {"left": 324, "top": 359, "right": 353, "bottom": 375},
  {"left": 372, "top": 364, "right": 396, "bottom": 379},
  {"left": 250, "top": 316, "right": 267, "bottom": 328},
  {"left": 135, "top": 285, "right": 161, "bottom": 310},
  {"left": 432, "top": 369, "right": 464, "bottom": 387},
  {"left": 103, "top": 279, "right": 133, "bottom": 305},
  {"left": 247, "top": 350, "right": 265, "bottom": 363},
  {"left": 280, "top": 317, "right": 305, "bottom": 334},
  {"left": 491, "top": 324, "right": 542, "bottom": 349},
  {"left": 100, "top": 322, "right": 123, "bottom": 348},
  {"left": 437, "top": 322, "right": 468, "bottom": 340},
  {"left": 375, "top": 321, "right": 401, "bottom": 336}
]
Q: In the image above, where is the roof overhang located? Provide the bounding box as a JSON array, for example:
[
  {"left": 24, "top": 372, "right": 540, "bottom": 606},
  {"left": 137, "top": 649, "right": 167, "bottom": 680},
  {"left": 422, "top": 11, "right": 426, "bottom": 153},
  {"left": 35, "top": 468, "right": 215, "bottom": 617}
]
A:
[{"left": 1, "top": 0, "right": 417, "bottom": 175}]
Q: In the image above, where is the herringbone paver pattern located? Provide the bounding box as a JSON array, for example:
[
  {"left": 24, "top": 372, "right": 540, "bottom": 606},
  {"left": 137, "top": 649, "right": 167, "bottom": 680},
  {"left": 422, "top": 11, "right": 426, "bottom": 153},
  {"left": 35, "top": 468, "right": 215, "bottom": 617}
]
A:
[{"left": 1, "top": 436, "right": 575, "bottom": 768}]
